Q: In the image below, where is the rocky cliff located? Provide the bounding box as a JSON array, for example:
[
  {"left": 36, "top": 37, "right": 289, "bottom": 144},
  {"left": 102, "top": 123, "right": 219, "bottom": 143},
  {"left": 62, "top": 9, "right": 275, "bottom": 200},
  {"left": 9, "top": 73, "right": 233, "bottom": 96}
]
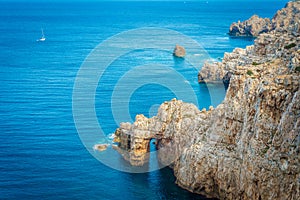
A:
[
  {"left": 175, "top": 58, "right": 300, "bottom": 199},
  {"left": 114, "top": 2, "right": 300, "bottom": 199},
  {"left": 229, "top": 1, "right": 300, "bottom": 37},
  {"left": 199, "top": 1, "right": 300, "bottom": 86}
]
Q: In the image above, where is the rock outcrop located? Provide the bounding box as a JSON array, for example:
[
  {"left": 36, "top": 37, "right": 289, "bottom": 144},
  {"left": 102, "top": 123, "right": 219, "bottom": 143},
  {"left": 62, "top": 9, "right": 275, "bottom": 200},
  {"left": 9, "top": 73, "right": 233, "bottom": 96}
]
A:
[
  {"left": 114, "top": 115, "right": 155, "bottom": 166},
  {"left": 114, "top": 100, "right": 212, "bottom": 166},
  {"left": 229, "top": 15, "right": 272, "bottom": 37},
  {"left": 114, "top": 2, "right": 300, "bottom": 200},
  {"left": 198, "top": 46, "right": 254, "bottom": 85},
  {"left": 199, "top": 1, "right": 300, "bottom": 85},
  {"left": 229, "top": 1, "right": 300, "bottom": 37},
  {"left": 173, "top": 44, "right": 186, "bottom": 58}
]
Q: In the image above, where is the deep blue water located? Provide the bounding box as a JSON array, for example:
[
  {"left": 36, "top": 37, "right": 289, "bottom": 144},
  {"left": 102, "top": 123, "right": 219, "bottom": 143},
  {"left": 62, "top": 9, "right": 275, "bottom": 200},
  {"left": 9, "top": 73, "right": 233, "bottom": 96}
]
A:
[{"left": 0, "top": 1, "right": 287, "bottom": 199}]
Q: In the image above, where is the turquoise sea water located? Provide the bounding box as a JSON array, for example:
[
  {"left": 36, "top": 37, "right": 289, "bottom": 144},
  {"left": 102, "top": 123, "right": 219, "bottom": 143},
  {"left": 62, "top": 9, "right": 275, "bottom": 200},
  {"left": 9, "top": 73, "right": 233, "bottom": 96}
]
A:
[{"left": 0, "top": 1, "right": 287, "bottom": 199}]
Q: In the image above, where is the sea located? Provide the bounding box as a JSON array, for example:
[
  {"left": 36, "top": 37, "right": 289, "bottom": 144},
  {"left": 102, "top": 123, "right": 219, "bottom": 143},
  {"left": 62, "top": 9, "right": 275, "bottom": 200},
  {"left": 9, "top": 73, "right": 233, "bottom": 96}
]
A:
[{"left": 0, "top": 0, "right": 287, "bottom": 199}]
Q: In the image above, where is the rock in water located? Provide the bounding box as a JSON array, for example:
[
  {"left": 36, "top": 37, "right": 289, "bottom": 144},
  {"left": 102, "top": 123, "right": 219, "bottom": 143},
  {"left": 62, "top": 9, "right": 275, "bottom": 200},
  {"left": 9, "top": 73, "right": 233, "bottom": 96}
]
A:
[
  {"left": 93, "top": 144, "right": 109, "bottom": 152},
  {"left": 173, "top": 44, "right": 186, "bottom": 58}
]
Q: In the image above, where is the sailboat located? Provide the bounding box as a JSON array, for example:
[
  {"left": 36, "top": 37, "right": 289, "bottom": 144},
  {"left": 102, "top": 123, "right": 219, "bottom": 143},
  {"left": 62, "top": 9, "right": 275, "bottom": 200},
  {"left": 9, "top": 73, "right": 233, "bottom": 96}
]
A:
[{"left": 37, "top": 28, "right": 46, "bottom": 42}]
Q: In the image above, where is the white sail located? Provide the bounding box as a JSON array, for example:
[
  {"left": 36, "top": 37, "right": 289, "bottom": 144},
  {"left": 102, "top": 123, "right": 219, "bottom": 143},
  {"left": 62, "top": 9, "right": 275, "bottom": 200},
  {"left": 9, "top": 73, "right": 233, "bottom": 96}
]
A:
[{"left": 37, "top": 28, "right": 46, "bottom": 42}]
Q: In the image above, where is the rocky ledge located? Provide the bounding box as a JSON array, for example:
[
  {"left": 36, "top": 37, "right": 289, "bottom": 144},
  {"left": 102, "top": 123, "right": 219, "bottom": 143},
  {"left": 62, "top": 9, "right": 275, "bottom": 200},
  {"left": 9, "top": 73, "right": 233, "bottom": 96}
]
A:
[
  {"left": 229, "top": 1, "right": 300, "bottom": 37},
  {"left": 114, "top": 2, "right": 300, "bottom": 200}
]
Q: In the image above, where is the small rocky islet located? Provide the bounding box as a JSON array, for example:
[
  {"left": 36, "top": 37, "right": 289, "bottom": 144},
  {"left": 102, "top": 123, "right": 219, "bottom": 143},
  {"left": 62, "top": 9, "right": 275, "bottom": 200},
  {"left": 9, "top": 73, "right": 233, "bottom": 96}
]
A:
[
  {"left": 93, "top": 144, "right": 109, "bottom": 152},
  {"left": 173, "top": 44, "right": 186, "bottom": 58},
  {"left": 113, "top": 2, "right": 300, "bottom": 200}
]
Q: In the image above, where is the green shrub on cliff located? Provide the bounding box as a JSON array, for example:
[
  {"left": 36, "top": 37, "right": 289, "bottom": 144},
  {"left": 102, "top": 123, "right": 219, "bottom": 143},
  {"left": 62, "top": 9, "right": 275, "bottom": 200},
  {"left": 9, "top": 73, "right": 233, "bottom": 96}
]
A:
[
  {"left": 261, "top": 146, "right": 270, "bottom": 155},
  {"left": 295, "top": 66, "right": 300, "bottom": 72},
  {"left": 247, "top": 70, "right": 254, "bottom": 76},
  {"left": 284, "top": 43, "right": 296, "bottom": 49},
  {"left": 252, "top": 62, "right": 260, "bottom": 66}
]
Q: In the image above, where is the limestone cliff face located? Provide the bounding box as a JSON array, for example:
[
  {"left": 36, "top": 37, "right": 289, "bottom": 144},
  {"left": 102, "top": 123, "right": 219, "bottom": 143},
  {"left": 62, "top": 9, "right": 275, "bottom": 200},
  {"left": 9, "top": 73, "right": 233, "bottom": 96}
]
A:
[
  {"left": 114, "top": 2, "right": 300, "bottom": 199},
  {"left": 175, "top": 59, "right": 300, "bottom": 199},
  {"left": 229, "top": 1, "right": 300, "bottom": 37}
]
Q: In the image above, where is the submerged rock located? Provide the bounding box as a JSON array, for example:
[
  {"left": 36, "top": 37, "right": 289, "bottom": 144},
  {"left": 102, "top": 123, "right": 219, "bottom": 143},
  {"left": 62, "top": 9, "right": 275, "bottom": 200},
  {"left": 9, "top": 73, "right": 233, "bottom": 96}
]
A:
[{"left": 173, "top": 44, "right": 186, "bottom": 58}]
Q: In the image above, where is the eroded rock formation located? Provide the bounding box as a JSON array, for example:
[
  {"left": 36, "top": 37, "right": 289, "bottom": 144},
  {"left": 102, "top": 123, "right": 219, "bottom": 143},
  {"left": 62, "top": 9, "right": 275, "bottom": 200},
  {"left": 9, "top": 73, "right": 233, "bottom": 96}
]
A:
[
  {"left": 114, "top": 100, "right": 212, "bottom": 166},
  {"left": 114, "top": 2, "right": 300, "bottom": 199}
]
